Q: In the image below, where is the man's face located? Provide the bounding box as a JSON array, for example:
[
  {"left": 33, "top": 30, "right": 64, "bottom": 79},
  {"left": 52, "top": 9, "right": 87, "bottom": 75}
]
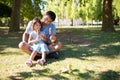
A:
[{"left": 41, "top": 15, "right": 53, "bottom": 26}]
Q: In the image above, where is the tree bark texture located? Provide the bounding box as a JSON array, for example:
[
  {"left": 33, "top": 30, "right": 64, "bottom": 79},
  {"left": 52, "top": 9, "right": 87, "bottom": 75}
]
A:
[{"left": 101, "top": 0, "right": 115, "bottom": 32}]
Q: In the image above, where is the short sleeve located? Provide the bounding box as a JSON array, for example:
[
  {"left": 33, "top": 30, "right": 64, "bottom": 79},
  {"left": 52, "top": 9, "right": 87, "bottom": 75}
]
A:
[
  {"left": 50, "top": 24, "right": 56, "bottom": 35},
  {"left": 42, "top": 23, "right": 56, "bottom": 40},
  {"left": 46, "top": 24, "right": 56, "bottom": 39},
  {"left": 25, "top": 21, "right": 32, "bottom": 34}
]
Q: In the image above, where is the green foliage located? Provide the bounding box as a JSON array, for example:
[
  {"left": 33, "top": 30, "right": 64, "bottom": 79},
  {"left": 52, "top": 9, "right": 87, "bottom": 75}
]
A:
[
  {"left": 92, "top": 0, "right": 102, "bottom": 21},
  {"left": 44, "top": 0, "right": 120, "bottom": 24},
  {"left": 1, "top": 0, "right": 120, "bottom": 23},
  {"left": 34, "top": 0, "right": 42, "bottom": 17},
  {"left": 0, "top": 0, "right": 12, "bottom": 7},
  {"left": 113, "top": 0, "right": 120, "bottom": 19},
  {"left": 0, "top": 3, "right": 12, "bottom": 17},
  {"left": 59, "top": 0, "right": 66, "bottom": 19},
  {"left": 44, "top": 0, "right": 104, "bottom": 23},
  {"left": 20, "top": 0, "right": 42, "bottom": 21},
  {"left": 66, "top": 0, "right": 72, "bottom": 19},
  {"left": 45, "top": 0, "right": 65, "bottom": 19},
  {"left": 78, "top": 0, "right": 102, "bottom": 22}
]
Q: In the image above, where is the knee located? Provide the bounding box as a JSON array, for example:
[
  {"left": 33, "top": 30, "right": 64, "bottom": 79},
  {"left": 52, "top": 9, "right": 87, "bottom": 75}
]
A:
[
  {"left": 55, "top": 42, "right": 62, "bottom": 51},
  {"left": 18, "top": 41, "right": 25, "bottom": 49},
  {"left": 58, "top": 42, "right": 62, "bottom": 49}
]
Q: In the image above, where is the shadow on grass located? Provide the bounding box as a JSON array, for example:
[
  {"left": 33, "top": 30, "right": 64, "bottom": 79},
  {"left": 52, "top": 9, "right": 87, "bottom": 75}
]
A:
[
  {"left": 98, "top": 70, "right": 120, "bottom": 80},
  {"left": 0, "top": 27, "right": 119, "bottom": 80},
  {"left": 0, "top": 31, "right": 23, "bottom": 55},
  {"left": 8, "top": 68, "right": 69, "bottom": 80},
  {"left": 8, "top": 68, "right": 120, "bottom": 80},
  {"left": 56, "top": 28, "right": 120, "bottom": 60},
  {"left": 54, "top": 43, "right": 120, "bottom": 62},
  {"left": 1, "top": 28, "right": 120, "bottom": 58}
]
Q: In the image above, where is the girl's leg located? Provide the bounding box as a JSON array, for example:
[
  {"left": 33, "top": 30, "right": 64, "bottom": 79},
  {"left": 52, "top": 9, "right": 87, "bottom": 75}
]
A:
[
  {"left": 18, "top": 41, "right": 41, "bottom": 57},
  {"left": 37, "top": 43, "right": 48, "bottom": 65},
  {"left": 40, "top": 43, "right": 48, "bottom": 60},
  {"left": 29, "top": 50, "right": 37, "bottom": 60},
  {"left": 37, "top": 52, "right": 46, "bottom": 65},
  {"left": 25, "top": 50, "right": 37, "bottom": 67},
  {"left": 41, "top": 52, "right": 46, "bottom": 61}
]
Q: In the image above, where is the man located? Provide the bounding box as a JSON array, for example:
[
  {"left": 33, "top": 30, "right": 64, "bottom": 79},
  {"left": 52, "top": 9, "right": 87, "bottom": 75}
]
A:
[{"left": 18, "top": 11, "right": 62, "bottom": 60}]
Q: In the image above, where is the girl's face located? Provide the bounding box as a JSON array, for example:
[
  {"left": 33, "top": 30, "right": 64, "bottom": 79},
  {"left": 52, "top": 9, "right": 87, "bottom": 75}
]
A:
[{"left": 34, "top": 22, "right": 41, "bottom": 31}]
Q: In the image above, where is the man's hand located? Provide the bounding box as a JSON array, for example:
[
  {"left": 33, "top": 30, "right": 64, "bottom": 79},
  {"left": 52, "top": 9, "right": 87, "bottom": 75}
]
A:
[
  {"left": 49, "top": 27, "right": 53, "bottom": 35},
  {"left": 49, "top": 28, "right": 56, "bottom": 43}
]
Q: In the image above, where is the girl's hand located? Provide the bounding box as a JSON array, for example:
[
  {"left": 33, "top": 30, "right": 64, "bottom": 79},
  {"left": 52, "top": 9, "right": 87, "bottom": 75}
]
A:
[
  {"left": 37, "top": 29, "right": 40, "bottom": 35},
  {"left": 38, "top": 35, "right": 43, "bottom": 40},
  {"left": 36, "top": 29, "right": 42, "bottom": 41}
]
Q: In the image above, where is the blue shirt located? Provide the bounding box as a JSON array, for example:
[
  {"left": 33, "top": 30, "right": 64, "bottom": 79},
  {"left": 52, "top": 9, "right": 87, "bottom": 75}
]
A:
[
  {"left": 25, "top": 21, "right": 56, "bottom": 40},
  {"left": 42, "top": 24, "right": 56, "bottom": 39}
]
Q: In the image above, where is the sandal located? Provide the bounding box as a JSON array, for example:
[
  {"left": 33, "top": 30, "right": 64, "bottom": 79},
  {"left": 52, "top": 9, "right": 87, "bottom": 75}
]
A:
[
  {"left": 25, "top": 60, "right": 33, "bottom": 67},
  {"left": 37, "top": 59, "right": 46, "bottom": 66}
]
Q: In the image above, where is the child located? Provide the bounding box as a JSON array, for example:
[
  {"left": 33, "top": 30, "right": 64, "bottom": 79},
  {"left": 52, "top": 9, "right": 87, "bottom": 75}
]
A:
[{"left": 25, "top": 18, "right": 49, "bottom": 67}]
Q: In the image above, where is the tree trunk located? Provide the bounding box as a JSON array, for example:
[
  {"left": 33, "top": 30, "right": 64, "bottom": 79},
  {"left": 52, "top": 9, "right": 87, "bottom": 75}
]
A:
[
  {"left": 70, "top": 19, "right": 73, "bottom": 26},
  {"left": 9, "top": 0, "right": 22, "bottom": 32},
  {"left": 101, "top": 0, "right": 115, "bottom": 32}
]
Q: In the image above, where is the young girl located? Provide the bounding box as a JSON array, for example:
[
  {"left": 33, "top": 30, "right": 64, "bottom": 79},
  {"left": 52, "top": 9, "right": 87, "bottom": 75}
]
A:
[{"left": 25, "top": 18, "right": 49, "bottom": 67}]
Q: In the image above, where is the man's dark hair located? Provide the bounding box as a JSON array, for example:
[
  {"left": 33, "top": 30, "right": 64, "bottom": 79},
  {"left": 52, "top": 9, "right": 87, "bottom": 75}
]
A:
[{"left": 46, "top": 11, "right": 56, "bottom": 21}]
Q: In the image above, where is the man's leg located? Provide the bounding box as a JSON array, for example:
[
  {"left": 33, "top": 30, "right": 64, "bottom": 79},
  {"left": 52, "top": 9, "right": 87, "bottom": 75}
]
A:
[
  {"left": 47, "top": 41, "right": 62, "bottom": 59},
  {"left": 18, "top": 41, "right": 41, "bottom": 58},
  {"left": 18, "top": 41, "right": 31, "bottom": 54},
  {"left": 48, "top": 41, "right": 62, "bottom": 53}
]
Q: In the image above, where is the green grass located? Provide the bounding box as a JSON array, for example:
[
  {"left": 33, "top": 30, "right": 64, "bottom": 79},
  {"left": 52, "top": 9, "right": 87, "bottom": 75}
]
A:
[{"left": 0, "top": 26, "right": 120, "bottom": 80}]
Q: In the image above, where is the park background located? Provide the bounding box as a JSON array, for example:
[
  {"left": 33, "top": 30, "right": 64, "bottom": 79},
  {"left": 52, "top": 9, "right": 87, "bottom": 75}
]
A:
[{"left": 0, "top": 0, "right": 120, "bottom": 80}]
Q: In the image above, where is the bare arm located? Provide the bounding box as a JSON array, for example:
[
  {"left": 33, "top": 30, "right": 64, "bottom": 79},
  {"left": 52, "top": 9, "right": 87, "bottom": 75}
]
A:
[
  {"left": 22, "top": 32, "right": 29, "bottom": 42},
  {"left": 28, "top": 34, "right": 38, "bottom": 45},
  {"left": 28, "top": 30, "right": 48, "bottom": 44},
  {"left": 37, "top": 30, "right": 48, "bottom": 42},
  {"left": 49, "top": 28, "right": 57, "bottom": 43}
]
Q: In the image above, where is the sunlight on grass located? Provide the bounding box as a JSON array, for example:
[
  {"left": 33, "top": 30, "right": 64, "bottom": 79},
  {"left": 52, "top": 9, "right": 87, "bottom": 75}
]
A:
[
  {"left": 100, "top": 42, "right": 120, "bottom": 47},
  {"left": 0, "top": 26, "right": 120, "bottom": 80},
  {"left": 0, "top": 47, "right": 20, "bottom": 53}
]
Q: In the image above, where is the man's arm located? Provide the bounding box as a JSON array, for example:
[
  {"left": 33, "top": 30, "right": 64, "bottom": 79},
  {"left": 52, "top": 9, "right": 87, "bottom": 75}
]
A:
[
  {"left": 22, "top": 32, "right": 29, "bottom": 42},
  {"left": 49, "top": 28, "right": 57, "bottom": 43},
  {"left": 22, "top": 21, "right": 32, "bottom": 42}
]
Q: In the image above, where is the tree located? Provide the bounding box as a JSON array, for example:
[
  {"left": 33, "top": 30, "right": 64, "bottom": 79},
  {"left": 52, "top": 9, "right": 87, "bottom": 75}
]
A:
[
  {"left": 9, "top": 0, "right": 22, "bottom": 32},
  {"left": 78, "top": 0, "right": 94, "bottom": 25},
  {"left": 44, "top": 0, "right": 63, "bottom": 19},
  {"left": 20, "top": 0, "right": 35, "bottom": 21},
  {"left": 101, "top": 0, "right": 115, "bottom": 32},
  {"left": 0, "top": 3, "right": 12, "bottom": 17},
  {"left": 93, "top": 0, "right": 102, "bottom": 21},
  {"left": 44, "top": 0, "right": 119, "bottom": 29},
  {"left": 112, "top": 0, "right": 120, "bottom": 25}
]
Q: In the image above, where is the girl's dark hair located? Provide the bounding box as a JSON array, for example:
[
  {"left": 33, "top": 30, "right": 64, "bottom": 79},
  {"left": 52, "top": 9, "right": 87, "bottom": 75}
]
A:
[
  {"left": 46, "top": 11, "right": 56, "bottom": 21},
  {"left": 31, "top": 18, "right": 42, "bottom": 31}
]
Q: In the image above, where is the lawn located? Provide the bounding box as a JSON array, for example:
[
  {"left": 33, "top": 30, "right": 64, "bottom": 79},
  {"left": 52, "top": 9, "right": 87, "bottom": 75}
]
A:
[{"left": 0, "top": 26, "right": 120, "bottom": 80}]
